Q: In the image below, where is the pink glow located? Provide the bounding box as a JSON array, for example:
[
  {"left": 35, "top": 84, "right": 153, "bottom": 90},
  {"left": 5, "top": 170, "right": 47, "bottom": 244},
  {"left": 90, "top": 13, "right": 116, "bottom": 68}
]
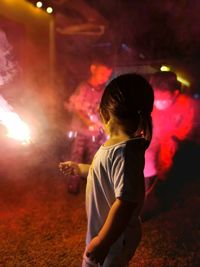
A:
[{"left": 144, "top": 92, "right": 194, "bottom": 178}]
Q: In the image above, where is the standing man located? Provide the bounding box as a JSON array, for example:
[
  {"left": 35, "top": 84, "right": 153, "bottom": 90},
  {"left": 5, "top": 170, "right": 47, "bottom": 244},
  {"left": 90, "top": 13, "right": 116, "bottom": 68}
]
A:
[
  {"left": 64, "top": 59, "right": 113, "bottom": 193},
  {"left": 142, "top": 71, "right": 195, "bottom": 220}
]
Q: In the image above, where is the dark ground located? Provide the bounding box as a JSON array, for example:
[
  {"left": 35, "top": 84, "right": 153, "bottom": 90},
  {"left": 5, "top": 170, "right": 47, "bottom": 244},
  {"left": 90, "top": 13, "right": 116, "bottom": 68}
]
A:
[{"left": 0, "top": 144, "right": 199, "bottom": 267}]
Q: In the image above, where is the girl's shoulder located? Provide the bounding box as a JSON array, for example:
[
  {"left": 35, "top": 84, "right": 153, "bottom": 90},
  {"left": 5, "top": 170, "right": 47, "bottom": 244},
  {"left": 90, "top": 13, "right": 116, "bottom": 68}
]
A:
[{"left": 102, "top": 137, "right": 146, "bottom": 149}]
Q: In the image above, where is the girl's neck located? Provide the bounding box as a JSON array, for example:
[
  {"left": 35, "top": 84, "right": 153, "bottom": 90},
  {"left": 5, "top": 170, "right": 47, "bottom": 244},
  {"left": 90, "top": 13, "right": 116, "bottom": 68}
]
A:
[
  {"left": 104, "top": 123, "right": 130, "bottom": 146},
  {"left": 104, "top": 136, "right": 129, "bottom": 147}
]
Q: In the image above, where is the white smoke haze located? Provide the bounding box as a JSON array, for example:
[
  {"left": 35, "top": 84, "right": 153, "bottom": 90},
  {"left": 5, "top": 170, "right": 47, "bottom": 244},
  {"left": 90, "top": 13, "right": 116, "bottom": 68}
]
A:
[
  {"left": 0, "top": 28, "right": 18, "bottom": 86},
  {"left": 0, "top": 29, "right": 32, "bottom": 146},
  {"left": 0, "top": 1, "right": 200, "bottom": 181},
  {"left": 0, "top": 27, "right": 66, "bottom": 179}
]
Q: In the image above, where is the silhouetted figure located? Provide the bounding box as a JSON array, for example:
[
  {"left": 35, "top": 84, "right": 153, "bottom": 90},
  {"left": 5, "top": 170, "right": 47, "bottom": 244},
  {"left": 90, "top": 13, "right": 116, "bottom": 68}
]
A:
[
  {"left": 142, "top": 71, "right": 195, "bottom": 221},
  {"left": 64, "top": 59, "right": 112, "bottom": 193}
]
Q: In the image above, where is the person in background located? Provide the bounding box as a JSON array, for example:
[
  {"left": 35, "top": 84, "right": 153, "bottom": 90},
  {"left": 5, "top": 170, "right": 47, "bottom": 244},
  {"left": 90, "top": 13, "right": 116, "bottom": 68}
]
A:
[
  {"left": 64, "top": 59, "right": 113, "bottom": 193},
  {"left": 142, "top": 71, "right": 195, "bottom": 220},
  {"left": 60, "top": 73, "right": 154, "bottom": 267}
]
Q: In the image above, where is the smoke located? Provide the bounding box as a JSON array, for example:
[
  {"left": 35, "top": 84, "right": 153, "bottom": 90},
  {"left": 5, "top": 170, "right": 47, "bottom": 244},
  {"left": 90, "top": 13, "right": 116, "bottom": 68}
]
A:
[
  {"left": 0, "top": 28, "right": 63, "bottom": 178},
  {"left": 1, "top": 1, "right": 199, "bottom": 180},
  {"left": 0, "top": 29, "right": 18, "bottom": 86}
]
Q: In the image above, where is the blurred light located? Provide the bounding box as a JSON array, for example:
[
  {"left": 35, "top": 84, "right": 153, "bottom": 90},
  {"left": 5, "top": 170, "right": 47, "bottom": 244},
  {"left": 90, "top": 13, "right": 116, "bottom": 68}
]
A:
[
  {"left": 36, "top": 1, "right": 43, "bottom": 8},
  {"left": 160, "top": 65, "right": 170, "bottom": 72},
  {"left": 139, "top": 53, "right": 145, "bottom": 59},
  {"left": 177, "top": 76, "right": 190, "bottom": 87},
  {"left": 6, "top": 116, "right": 31, "bottom": 144},
  {"left": 46, "top": 7, "right": 53, "bottom": 14},
  {"left": 68, "top": 131, "right": 73, "bottom": 139},
  {"left": 0, "top": 95, "right": 31, "bottom": 144},
  {"left": 67, "top": 131, "right": 77, "bottom": 139},
  {"left": 193, "top": 93, "right": 200, "bottom": 99},
  {"left": 121, "top": 43, "right": 132, "bottom": 53}
]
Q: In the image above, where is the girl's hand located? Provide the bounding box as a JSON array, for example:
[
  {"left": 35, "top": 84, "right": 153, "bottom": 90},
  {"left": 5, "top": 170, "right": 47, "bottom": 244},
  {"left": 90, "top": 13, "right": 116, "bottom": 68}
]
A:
[
  {"left": 86, "top": 236, "right": 109, "bottom": 265},
  {"left": 59, "top": 161, "right": 81, "bottom": 176}
]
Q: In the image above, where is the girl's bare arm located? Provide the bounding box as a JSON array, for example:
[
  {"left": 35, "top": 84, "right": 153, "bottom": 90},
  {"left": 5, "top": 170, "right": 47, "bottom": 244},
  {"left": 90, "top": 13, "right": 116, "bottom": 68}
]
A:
[
  {"left": 59, "top": 161, "right": 90, "bottom": 178},
  {"left": 86, "top": 198, "right": 137, "bottom": 264}
]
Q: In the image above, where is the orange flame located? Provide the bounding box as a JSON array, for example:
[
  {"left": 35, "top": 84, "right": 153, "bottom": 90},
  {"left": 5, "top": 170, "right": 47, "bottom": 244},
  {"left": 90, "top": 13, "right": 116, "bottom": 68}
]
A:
[{"left": 0, "top": 95, "right": 31, "bottom": 144}]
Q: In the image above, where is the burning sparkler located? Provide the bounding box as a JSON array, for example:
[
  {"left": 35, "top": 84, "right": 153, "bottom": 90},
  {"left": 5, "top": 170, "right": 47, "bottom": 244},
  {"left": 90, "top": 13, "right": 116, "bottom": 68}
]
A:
[
  {"left": 0, "top": 95, "right": 31, "bottom": 144},
  {"left": 0, "top": 28, "right": 31, "bottom": 144}
]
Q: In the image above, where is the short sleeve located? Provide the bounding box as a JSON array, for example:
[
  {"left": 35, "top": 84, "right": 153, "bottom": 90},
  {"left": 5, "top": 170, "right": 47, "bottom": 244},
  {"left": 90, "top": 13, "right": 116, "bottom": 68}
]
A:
[
  {"left": 111, "top": 149, "right": 125, "bottom": 198},
  {"left": 112, "top": 139, "right": 145, "bottom": 203}
]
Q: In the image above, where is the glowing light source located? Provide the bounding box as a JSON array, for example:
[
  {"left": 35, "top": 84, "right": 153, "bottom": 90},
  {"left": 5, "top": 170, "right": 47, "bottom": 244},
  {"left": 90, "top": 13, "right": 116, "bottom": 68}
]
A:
[
  {"left": 160, "top": 65, "right": 171, "bottom": 72},
  {"left": 6, "top": 114, "right": 31, "bottom": 144},
  {"left": 46, "top": 7, "right": 53, "bottom": 14},
  {"left": 177, "top": 76, "right": 190, "bottom": 87},
  {"left": 36, "top": 1, "right": 43, "bottom": 8},
  {"left": 68, "top": 131, "right": 73, "bottom": 139},
  {"left": 0, "top": 95, "right": 31, "bottom": 144}
]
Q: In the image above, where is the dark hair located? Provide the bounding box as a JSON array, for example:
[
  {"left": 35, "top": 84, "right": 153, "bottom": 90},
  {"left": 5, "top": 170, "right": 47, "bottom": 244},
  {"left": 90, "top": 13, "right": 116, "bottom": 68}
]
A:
[
  {"left": 90, "top": 56, "right": 114, "bottom": 69},
  {"left": 150, "top": 71, "right": 181, "bottom": 92},
  {"left": 100, "top": 73, "right": 154, "bottom": 147}
]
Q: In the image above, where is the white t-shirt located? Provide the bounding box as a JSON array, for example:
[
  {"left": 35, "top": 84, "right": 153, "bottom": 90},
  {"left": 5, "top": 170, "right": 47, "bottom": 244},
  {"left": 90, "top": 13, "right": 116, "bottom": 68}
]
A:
[{"left": 85, "top": 137, "right": 146, "bottom": 245}]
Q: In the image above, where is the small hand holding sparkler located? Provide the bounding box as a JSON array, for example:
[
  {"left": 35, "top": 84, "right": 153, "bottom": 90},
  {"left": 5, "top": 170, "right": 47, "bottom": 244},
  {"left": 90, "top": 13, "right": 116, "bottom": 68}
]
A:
[
  {"left": 59, "top": 162, "right": 91, "bottom": 178},
  {"left": 59, "top": 161, "right": 82, "bottom": 194},
  {"left": 59, "top": 161, "right": 81, "bottom": 176}
]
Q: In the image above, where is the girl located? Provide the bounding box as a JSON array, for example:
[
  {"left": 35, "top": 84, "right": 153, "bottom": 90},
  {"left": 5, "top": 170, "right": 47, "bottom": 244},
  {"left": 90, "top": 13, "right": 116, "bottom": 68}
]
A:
[{"left": 59, "top": 73, "right": 154, "bottom": 267}]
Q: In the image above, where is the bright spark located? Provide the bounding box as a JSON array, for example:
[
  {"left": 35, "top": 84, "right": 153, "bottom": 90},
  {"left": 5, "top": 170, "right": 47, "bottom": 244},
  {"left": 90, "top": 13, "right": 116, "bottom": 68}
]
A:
[{"left": 0, "top": 95, "right": 31, "bottom": 144}]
